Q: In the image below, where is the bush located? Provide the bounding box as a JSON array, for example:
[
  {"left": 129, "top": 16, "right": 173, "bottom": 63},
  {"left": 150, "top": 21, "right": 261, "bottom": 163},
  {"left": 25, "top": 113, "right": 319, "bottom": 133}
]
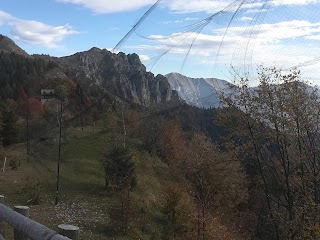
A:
[
  {"left": 24, "top": 176, "right": 43, "bottom": 205},
  {"left": 9, "top": 159, "right": 18, "bottom": 170}
]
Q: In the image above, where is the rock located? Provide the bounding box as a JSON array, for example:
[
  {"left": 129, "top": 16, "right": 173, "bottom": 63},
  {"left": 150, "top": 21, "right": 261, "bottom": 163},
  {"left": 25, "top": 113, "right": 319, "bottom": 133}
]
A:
[{"left": 57, "top": 48, "right": 178, "bottom": 106}]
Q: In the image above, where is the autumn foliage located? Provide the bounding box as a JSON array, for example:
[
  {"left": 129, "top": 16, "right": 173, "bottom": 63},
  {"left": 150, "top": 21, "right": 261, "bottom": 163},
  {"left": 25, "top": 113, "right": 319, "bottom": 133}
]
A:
[{"left": 17, "top": 97, "right": 44, "bottom": 118}]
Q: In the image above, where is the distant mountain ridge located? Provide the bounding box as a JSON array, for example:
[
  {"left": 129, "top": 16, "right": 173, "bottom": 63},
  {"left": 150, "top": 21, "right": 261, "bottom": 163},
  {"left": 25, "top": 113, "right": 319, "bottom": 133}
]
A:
[
  {"left": 165, "top": 72, "right": 320, "bottom": 109},
  {"left": 165, "top": 72, "right": 233, "bottom": 108}
]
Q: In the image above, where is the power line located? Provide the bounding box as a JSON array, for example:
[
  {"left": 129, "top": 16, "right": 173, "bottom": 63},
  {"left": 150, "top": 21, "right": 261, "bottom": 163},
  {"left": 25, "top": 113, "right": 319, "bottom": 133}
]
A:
[{"left": 113, "top": 0, "right": 161, "bottom": 52}]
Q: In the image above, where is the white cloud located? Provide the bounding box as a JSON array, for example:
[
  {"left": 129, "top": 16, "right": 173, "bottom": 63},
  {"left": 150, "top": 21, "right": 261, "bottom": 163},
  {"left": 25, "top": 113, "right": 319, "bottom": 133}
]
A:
[
  {"left": 0, "top": 11, "right": 13, "bottom": 25},
  {"left": 56, "top": 0, "right": 250, "bottom": 14},
  {"left": 139, "top": 54, "right": 151, "bottom": 61},
  {"left": 128, "top": 19, "right": 320, "bottom": 70},
  {"left": 162, "top": 0, "right": 234, "bottom": 14},
  {"left": 106, "top": 48, "right": 119, "bottom": 53},
  {"left": 167, "top": 0, "right": 320, "bottom": 13},
  {"left": 222, "top": 20, "right": 320, "bottom": 44},
  {"left": 163, "top": 17, "right": 200, "bottom": 25},
  {"left": 306, "top": 35, "right": 320, "bottom": 40},
  {"left": 11, "top": 20, "right": 78, "bottom": 48},
  {"left": 161, "top": 0, "right": 320, "bottom": 14},
  {"left": 55, "top": 0, "right": 320, "bottom": 14},
  {"left": 0, "top": 11, "right": 78, "bottom": 48},
  {"left": 240, "top": 16, "right": 254, "bottom": 21},
  {"left": 246, "top": 8, "right": 267, "bottom": 14},
  {"left": 272, "top": 0, "right": 320, "bottom": 6},
  {"left": 56, "top": 0, "right": 156, "bottom": 14},
  {"left": 184, "top": 17, "right": 200, "bottom": 21}
]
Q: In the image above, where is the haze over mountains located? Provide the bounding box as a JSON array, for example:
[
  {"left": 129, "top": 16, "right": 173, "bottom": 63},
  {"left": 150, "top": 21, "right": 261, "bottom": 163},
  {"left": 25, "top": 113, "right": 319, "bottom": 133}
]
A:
[{"left": 166, "top": 72, "right": 233, "bottom": 108}]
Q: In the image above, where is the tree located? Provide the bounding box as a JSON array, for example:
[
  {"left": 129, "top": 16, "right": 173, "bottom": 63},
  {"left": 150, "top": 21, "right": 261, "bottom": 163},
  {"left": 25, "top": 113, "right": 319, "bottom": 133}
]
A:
[
  {"left": 102, "top": 146, "right": 136, "bottom": 190},
  {"left": 160, "top": 181, "right": 194, "bottom": 240},
  {"left": 184, "top": 134, "right": 248, "bottom": 240},
  {"left": 0, "top": 104, "right": 18, "bottom": 147},
  {"left": 140, "top": 116, "right": 165, "bottom": 154},
  {"left": 126, "top": 108, "right": 141, "bottom": 137},
  {"left": 102, "top": 107, "right": 120, "bottom": 134},
  {"left": 220, "top": 66, "right": 320, "bottom": 239},
  {"left": 17, "top": 97, "right": 44, "bottom": 118},
  {"left": 159, "top": 120, "right": 187, "bottom": 166},
  {"left": 103, "top": 146, "right": 137, "bottom": 233},
  {"left": 184, "top": 134, "right": 218, "bottom": 240}
]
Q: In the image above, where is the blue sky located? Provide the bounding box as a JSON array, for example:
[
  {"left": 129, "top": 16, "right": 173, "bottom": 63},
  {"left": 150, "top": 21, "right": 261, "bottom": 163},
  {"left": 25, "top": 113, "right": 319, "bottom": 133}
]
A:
[{"left": 1, "top": 0, "right": 320, "bottom": 84}]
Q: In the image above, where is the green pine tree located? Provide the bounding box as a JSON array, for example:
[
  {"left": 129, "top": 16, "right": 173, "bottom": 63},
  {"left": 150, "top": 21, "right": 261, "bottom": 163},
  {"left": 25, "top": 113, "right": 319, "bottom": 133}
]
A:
[
  {"left": 0, "top": 105, "right": 17, "bottom": 147},
  {"left": 102, "top": 146, "right": 136, "bottom": 190}
]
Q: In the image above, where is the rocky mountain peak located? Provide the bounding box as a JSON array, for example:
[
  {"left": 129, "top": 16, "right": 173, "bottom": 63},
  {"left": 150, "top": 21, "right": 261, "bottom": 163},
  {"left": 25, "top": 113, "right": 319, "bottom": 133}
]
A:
[
  {"left": 55, "top": 47, "right": 178, "bottom": 106},
  {"left": 165, "top": 72, "right": 233, "bottom": 108},
  {"left": 127, "top": 53, "right": 141, "bottom": 65},
  {"left": 0, "top": 35, "right": 179, "bottom": 107}
]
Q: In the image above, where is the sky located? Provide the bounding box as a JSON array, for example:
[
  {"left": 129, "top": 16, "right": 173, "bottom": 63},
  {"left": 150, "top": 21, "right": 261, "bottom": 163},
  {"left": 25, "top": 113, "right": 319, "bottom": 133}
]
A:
[{"left": 1, "top": 0, "right": 320, "bottom": 85}]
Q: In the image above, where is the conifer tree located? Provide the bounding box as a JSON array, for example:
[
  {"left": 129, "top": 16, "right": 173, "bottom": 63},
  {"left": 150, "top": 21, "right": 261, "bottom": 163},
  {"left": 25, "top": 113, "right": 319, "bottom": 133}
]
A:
[{"left": 0, "top": 104, "right": 17, "bottom": 147}]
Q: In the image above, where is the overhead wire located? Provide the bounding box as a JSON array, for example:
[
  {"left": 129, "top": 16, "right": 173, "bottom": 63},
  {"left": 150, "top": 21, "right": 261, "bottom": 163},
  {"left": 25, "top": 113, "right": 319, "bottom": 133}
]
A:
[
  {"left": 112, "top": 0, "right": 161, "bottom": 52},
  {"left": 10, "top": 0, "right": 320, "bottom": 176}
]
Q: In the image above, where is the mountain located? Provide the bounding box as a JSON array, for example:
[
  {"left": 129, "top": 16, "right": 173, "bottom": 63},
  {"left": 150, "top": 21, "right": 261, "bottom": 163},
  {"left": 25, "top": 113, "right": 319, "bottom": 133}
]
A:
[
  {"left": 0, "top": 35, "right": 178, "bottom": 107},
  {"left": 54, "top": 48, "right": 178, "bottom": 106},
  {"left": 165, "top": 72, "right": 233, "bottom": 108},
  {"left": 165, "top": 73, "right": 320, "bottom": 109},
  {"left": 0, "top": 34, "right": 29, "bottom": 57}
]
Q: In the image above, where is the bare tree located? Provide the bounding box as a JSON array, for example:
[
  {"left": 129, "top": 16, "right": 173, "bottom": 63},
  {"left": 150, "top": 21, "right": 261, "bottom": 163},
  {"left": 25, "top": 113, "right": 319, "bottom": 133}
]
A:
[{"left": 220, "top": 66, "right": 320, "bottom": 239}]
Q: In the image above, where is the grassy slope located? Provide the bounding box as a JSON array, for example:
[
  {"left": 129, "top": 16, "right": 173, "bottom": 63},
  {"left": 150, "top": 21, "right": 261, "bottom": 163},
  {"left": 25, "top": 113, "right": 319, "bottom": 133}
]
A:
[
  {"left": 0, "top": 127, "right": 170, "bottom": 239},
  {"left": 0, "top": 127, "right": 246, "bottom": 240}
]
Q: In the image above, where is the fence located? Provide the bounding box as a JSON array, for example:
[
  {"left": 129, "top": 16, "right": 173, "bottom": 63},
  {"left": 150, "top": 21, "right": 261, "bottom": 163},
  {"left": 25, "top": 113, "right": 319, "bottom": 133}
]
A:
[{"left": 0, "top": 195, "right": 79, "bottom": 240}]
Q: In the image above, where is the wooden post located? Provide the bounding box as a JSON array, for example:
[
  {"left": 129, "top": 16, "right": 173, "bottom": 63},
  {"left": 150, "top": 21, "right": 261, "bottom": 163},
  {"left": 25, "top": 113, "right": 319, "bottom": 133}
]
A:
[
  {"left": 14, "top": 206, "right": 29, "bottom": 240},
  {"left": 121, "top": 105, "right": 126, "bottom": 149},
  {"left": 0, "top": 195, "right": 4, "bottom": 237},
  {"left": 58, "top": 224, "right": 79, "bottom": 240},
  {"left": 55, "top": 99, "right": 63, "bottom": 206},
  {"left": 2, "top": 157, "right": 6, "bottom": 172}
]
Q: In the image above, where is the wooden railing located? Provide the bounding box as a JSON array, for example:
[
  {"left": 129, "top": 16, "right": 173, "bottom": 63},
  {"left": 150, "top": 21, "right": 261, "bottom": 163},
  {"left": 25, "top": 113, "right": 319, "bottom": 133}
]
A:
[{"left": 0, "top": 195, "right": 79, "bottom": 240}]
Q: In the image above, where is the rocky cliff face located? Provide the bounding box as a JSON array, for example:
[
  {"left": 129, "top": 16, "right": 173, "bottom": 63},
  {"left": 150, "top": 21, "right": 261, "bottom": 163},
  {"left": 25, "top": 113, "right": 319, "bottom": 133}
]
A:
[
  {"left": 56, "top": 48, "right": 178, "bottom": 106},
  {"left": 0, "top": 34, "right": 178, "bottom": 107},
  {"left": 165, "top": 72, "right": 233, "bottom": 108}
]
